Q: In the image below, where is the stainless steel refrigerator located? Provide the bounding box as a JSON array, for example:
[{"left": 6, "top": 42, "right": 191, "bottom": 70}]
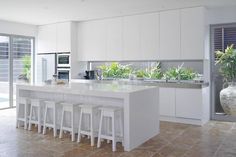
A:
[{"left": 36, "top": 53, "right": 56, "bottom": 84}]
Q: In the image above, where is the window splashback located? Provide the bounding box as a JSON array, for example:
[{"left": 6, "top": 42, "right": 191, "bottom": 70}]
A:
[{"left": 89, "top": 60, "right": 203, "bottom": 74}]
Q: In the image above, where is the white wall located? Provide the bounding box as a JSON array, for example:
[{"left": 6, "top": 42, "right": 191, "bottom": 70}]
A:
[
  {"left": 0, "top": 20, "right": 37, "bottom": 37},
  {"left": 208, "top": 6, "right": 236, "bottom": 25}
]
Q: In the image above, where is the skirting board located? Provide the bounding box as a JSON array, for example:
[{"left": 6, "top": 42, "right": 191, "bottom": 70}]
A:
[{"left": 160, "top": 115, "right": 207, "bottom": 126}]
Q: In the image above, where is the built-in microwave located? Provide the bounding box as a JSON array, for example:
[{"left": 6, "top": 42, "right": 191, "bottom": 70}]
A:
[
  {"left": 57, "top": 68, "right": 70, "bottom": 81},
  {"left": 57, "top": 53, "right": 70, "bottom": 67}
]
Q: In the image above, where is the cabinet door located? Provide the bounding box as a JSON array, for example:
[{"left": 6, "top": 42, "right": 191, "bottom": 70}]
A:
[
  {"left": 123, "top": 15, "right": 141, "bottom": 60},
  {"left": 38, "top": 24, "right": 57, "bottom": 53},
  {"left": 176, "top": 88, "right": 202, "bottom": 119},
  {"left": 160, "top": 10, "right": 181, "bottom": 60},
  {"left": 77, "top": 22, "right": 93, "bottom": 61},
  {"left": 181, "top": 7, "right": 205, "bottom": 59},
  {"left": 159, "top": 87, "right": 175, "bottom": 117},
  {"left": 77, "top": 20, "right": 107, "bottom": 61},
  {"left": 107, "top": 17, "right": 123, "bottom": 61},
  {"left": 140, "top": 13, "right": 159, "bottom": 60},
  {"left": 57, "top": 22, "right": 71, "bottom": 52}
]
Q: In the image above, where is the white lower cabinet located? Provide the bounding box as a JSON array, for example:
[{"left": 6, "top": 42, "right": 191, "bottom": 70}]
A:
[
  {"left": 159, "top": 87, "right": 209, "bottom": 125},
  {"left": 175, "top": 88, "right": 202, "bottom": 120},
  {"left": 159, "top": 87, "right": 175, "bottom": 117}
]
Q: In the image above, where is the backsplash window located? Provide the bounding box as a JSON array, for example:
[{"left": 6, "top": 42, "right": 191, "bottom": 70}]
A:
[{"left": 88, "top": 61, "right": 203, "bottom": 80}]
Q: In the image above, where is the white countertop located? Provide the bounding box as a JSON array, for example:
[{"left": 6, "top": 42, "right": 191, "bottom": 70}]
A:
[{"left": 17, "top": 82, "right": 157, "bottom": 98}]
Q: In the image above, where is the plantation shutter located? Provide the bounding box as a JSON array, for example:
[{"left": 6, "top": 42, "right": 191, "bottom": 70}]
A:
[
  {"left": 214, "top": 26, "right": 236, "bottom": 52},
  {"left": 214, "top": 28, "right": 223, "bottom": 52},
  {"left": 224, "top": 27, "right": 236, "bottom": 49}
]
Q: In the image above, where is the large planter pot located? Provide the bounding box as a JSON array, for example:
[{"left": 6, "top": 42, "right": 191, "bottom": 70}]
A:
[{"left": 220, "top": 82, "right": 236, "bottom": 115}]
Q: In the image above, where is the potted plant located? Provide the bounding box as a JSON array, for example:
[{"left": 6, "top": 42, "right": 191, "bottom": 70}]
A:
[
  {"left": 18, "top": 55, "right": 31, "bottom": 83},
  {"left": 215, "top": 44, "right": 236, "bottom": 115}
]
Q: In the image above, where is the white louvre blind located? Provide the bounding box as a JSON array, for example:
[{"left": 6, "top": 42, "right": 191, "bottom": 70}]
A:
[
  {"left": 224, "top": 27, "right": 236, "bottom": 49},
  {"left": 0, "top": 36, "right": 9, "bottom": 81},
  {"left": 214, "top": 26, "right": 236, "bottom": 52}
]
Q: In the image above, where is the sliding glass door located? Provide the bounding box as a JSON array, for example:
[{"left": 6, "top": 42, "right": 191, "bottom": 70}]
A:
[
  {"left": 0, "top": 36, "right": 10, "bottom": 109},
  {"left": 0, "top": 34, "right": 34, "bottom": 109}
]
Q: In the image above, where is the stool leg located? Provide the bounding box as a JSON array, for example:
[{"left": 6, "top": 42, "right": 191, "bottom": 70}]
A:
[
  {"left": 112, "top": 113, "right": 116, "bottom": 152},
  {"left": 28, "top": 105, "right": 33, "bottom": 131},
  {"left": 43, "top": 106, "right": 48, "bottom": 135},
  {"left": 16, "top": 104, "right": 19, "bottom": 128},
  {"left": 24, "top": 104, "right": 28, "bottom": 130},
  {"left": 97, "top": 111, "right": 103, "bottom": 148},
  {"left": 59, "top": 108, "right": 65, "bottom": 139},
  {"left": 77, "top": 111, "right": 83, "bottom": 143},
  {"left": 90, "top": 111, "right": 94, "bottom": 146},
  {"left": 119, "top": 111, "right": 124, "bottom": 146},
  {"left": 53, "top": 106, "right": 57, "bottom": 137},
  {"left": 71, "top": 109, "right": 75, "bottom": 141},
  {"left": 107, "top": 118, "right": 110, "bottom": 144},
  {"left": 38, "top": 105, "right": 41, "bottom": 133}
]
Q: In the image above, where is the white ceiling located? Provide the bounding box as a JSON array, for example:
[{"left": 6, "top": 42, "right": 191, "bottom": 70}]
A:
[{"left": 0, "top": 0, "right": 236, "bottom": 25}]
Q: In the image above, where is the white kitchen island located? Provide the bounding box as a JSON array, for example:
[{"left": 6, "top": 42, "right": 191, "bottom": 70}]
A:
[{"left": 16, "top": 82, "right": 159, "bottom": 151}]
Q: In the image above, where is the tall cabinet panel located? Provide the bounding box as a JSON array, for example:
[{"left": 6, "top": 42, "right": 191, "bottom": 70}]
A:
[
  {"left": 77, "top": 22, "right": 94, "bottom": 61},
  {"left": 140, "top": 13, "right": 160, "bottom": 60},
  {"left": 57, "top": 22, "right": 71, "bottom": 52},
  {"left": 123, "top": 15, "right": 141, "bottom": 60},
  {"left": 107, "top": 18, "right": 123, "bottom": 61},
  {"left": 160, "top": 10, "right": 181, "bottom": 60},
  {"left": 181, "top": 7, "right": 205, "bottom": 59},
  {"left": 38, "top": 24, "right": 57, "bottom": 53}
]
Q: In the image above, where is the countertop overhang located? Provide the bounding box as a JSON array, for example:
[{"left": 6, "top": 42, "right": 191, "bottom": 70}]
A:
[{"left": 16, "top": 82, "right": 158, "bottom": 99}]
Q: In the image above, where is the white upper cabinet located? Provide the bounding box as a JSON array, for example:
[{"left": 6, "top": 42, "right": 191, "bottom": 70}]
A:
[
  {"left": 57, "top": 22, "right": 71, "bottom": 52},
  {"left": 106, "top": 18, "right": 123, "bottom": 61},
  {"left": 78, "top": 20, "right": 107, "bottom": 61},
  {"left": 38, "top": 22, "right": 72, "bottom": 53},
  {"left": 181, "top": 7, "right": 205, "bottom": 59},
  {"left": 89, "top": 20, "right": 108, "bottom": 61},
  {"left": 160, "top": 10, "right": 181, "bottom": 60},
  {"left": 140, "top": 13, "right": 160, "bottom": 60},
  {"left": 76, "top": 7, "right": 205, "bottom": 61},
  {"left": 38, "top": 24, "right": 57, "bottom": 53},
  {"left": 175, "top": 88, "right": 202, "bottom": 120},
  {"left": 77, "top": 22, "right": 94, "bottom": 61},
  {"left": 123, "top": 15, "right": 141, "bottom": 60}
]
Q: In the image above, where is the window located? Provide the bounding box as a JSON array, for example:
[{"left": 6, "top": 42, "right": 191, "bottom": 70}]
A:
[{"left": 214, "top": 26, "right": 236, "bottom": 52}]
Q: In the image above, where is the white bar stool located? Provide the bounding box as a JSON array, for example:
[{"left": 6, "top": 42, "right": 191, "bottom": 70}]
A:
[
  {"left": 16, "top": 97, "right": 30, "bottom": 130},
  {"left": 59, "top": 102, "right": 79, "bottom": 141},
  {"left": 77, "top": 104, "right": 100, "bottom": 146},
  {"left": 97, "top": 106, "right": 124, "bottom": 152},
  {"left": 43, "top": 101, "right": 59, "bottom": 137},
  {"left": 28, "top": 99, "right": 42, "bottom": 133}
]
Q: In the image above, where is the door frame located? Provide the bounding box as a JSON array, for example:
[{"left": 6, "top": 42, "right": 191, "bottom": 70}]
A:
[
  {"left": 0, "top": 33, "right": 35, "bottom": 109},
  {"left": 210, "top": 23, "right": 236, "bottom": 121}
]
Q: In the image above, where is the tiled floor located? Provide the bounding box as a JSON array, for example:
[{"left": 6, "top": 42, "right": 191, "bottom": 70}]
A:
[{"left": 1, "top": 108, "right": 236, "bottom": 157}]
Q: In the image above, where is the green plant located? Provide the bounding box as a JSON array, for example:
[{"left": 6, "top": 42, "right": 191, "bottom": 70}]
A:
[
  {"left": 162, "top": 64, "right": 197, "bottom": 80},
  {"left": 22, "top": 55, "right": 31, "bottom": 81},
  {"left": 135, "top": 69, "right": 150, "bottom": 78},
  {"left": 149, "top": 62, "right": 163, "bottom": 79},
  {"left": 215, "top": 44, "right": 236, "bottom": 82},
  {"left": 98, "top": 62, "right": 132, "bottom": 79}
]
